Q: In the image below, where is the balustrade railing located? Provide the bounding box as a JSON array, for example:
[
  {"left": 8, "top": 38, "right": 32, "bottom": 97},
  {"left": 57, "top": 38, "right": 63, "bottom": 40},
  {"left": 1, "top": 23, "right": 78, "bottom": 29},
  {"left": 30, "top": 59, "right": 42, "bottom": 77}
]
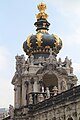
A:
[{"left": 15, "top": 85, "right": 80, "bottom": 115}]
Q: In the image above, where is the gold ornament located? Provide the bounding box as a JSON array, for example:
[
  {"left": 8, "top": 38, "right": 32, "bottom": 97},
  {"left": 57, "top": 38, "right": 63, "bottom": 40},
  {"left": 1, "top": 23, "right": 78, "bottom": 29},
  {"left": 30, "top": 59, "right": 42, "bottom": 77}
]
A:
[
  {"left": 43, "top": 23, "right": 46, "bottom": 28},
  {"left": 38, "top": 29, "right": 48, "bottom": 33},
  {"left": 36, "top": 33, "right": 43, "bottom": 47},
  {"left": 27, "top": 35, "right": 32, "bottom": 47},
  {"left": 36, "top": 2, "right": 48, "bottom": 19},
  {"left": 53, "top": 34, "right": 59, "bottom": 46},
  {"left": 36, "top": 13, "right": 48, "bottom": 19},
  {"left": 45, "top": 46, "right": 50, "bottom": 48},
  {"left": 37, "top": 2, "right": 46, "bottom": 13}
]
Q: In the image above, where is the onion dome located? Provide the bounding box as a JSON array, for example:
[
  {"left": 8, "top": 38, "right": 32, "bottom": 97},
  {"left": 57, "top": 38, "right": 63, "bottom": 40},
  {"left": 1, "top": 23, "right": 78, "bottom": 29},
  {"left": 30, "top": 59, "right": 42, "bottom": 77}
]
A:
[{"left": 23, "top": 2, "right": 62, "bottom": 58}]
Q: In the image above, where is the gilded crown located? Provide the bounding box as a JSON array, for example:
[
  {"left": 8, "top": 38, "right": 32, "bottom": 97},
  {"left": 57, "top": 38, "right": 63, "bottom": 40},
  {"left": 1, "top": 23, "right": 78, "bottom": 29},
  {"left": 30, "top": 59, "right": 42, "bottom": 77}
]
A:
[
  {"left": 36, "top": 2, "right": 48, "bottom": 19},
  {"left": 23, "top": 3, "right": 62, "bottom": 58},
  {"left": 37, "top": 2, "right": 46, "bottom": 13}
]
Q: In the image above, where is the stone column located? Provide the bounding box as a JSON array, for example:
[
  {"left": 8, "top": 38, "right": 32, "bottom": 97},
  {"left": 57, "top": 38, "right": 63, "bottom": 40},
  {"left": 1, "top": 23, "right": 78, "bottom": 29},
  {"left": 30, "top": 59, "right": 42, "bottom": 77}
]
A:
[
  {"left": 17, "top": 85, "right": 21, "bottom": 107},
  {"left": 28, "top": 81, "right": 33, "bottom": 93},
  {"left": 22, "top": 80, "right": 27, "bottom": 106},
  {"left": 33, "top": 80, "right": 38, "bottom": 92},
  {"left": 58, "top": 80, "right": 61, "bottom": 93},
  {"left": 14, "top": 85, "right": 17, "bottom": 108},
  {"left": 14, "top": 85, "right": 20, "bottom": 108},
  {"left": 24, "top": 81, "right": 29, "bottom": 105},
  {"left": 28, "top": 81, "right": 34, "bottom": 104}
]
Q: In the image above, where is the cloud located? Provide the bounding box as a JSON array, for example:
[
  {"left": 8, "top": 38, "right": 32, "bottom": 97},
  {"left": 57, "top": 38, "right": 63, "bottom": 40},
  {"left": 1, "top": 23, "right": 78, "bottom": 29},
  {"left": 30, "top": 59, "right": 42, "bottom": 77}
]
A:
[
  {"left": 73, "top": 63, "right": 80, "bottom": 85},
  {"left": 0, "top": 78, "right": 14, "bottom": 108},
  {"left": 73, "top": 63, "right": 80, "bottom": 74},
  {"left": 0, "top": 46, "right": 14, "bottom": 107},
  {"left": 62, "top": 33, "right": 80, "bottom": 46},
  {"left": 0, "top": 46, "right": 10, "bottom": 71},
  {"left": 46, "top": 0, "right": 80, "bottom": 46},
  {"left": 47, "top": 0, "right": 80, "bottom": 16}
]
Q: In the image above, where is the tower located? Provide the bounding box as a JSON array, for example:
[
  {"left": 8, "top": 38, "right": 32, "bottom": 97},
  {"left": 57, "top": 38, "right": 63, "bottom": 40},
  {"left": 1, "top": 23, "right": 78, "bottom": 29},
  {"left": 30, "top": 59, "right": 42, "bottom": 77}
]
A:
[{"left": 11, "top": 2, "right": 80, "bottom": 120}]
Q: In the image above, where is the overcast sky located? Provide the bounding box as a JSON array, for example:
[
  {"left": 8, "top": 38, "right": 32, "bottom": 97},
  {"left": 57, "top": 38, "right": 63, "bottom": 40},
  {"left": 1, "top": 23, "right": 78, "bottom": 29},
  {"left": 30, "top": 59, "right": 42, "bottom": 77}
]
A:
[{"left": 0, "top": 0, "right": 80, "bottom": 108}]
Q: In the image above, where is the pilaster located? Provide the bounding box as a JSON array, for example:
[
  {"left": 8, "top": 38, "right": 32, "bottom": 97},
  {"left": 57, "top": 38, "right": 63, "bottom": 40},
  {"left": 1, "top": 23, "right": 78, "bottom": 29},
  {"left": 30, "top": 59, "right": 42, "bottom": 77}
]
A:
[{"left": 22, "top": 80, "right": 27, "bottom": 106}]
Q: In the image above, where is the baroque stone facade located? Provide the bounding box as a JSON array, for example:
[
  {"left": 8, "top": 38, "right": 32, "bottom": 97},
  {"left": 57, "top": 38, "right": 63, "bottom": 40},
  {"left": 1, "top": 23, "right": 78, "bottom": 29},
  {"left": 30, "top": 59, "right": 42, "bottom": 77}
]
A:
[
  {"left": 12, "top": 54, "right": 77, "bottom": 107},
  {"left": 11, "top": 53, "right": 80, "bottom": 120},
  {"left": 5, "top": 2, "right": 80, "bottom": 120}
]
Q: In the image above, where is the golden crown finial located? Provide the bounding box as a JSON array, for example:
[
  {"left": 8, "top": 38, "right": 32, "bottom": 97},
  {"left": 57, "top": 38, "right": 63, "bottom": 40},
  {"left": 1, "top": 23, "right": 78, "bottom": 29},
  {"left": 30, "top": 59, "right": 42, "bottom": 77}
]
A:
[
  {"left": 36, "top": 2, "right": 48, "bottom": 19},
  {"left": 37, "top": 2, "right": 46, "bottom": 13}
]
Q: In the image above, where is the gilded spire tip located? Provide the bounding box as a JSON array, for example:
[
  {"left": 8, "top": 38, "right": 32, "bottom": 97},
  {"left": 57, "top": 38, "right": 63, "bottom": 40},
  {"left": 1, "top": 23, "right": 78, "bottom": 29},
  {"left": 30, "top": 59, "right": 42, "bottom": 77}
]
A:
[
  {"left": 37, "top": 2, "right": 46, "bottom": 13},
  {"left": 36, "top": 2, "right": 48, "bottom": 20}
]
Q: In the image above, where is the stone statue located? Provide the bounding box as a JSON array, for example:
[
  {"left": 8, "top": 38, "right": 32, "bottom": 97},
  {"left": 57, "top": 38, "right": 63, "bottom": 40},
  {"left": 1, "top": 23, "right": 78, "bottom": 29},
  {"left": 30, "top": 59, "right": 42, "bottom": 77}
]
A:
[
  {"left": 38, "top": 56, "right": 42, "bottom": 64},
  {"left": 15, "top": 55, "right": 25, "bottom": 75},
  {"left": 46, "top": 87, "right": 50, "bottom": 98},
  {"left": 70, "top": 67, "right": 73, "bottom": 74},
  {"left": 9, "top": 105, "right": 14, "bottom": 119},
  {"left": 30, "top": 55, "right": 34, "bottom": 65},
  {"left": 52, "top": 86, "right": 58, "bottom": 96},
  {"left": 49, "top": 48, "right": 53, "bottom": 63},
  {"left": 58, "top": 58, "right": 62, "bottom": 67},
  {"left": 49, "top": 48, "right": 53, "bottom": 56},
  {"left": 61, "top": 79, "right": 67, "bottom": 91},
  {"left": 29, "top": 94, "right": 33, "bottom": 104},
  {"left": 42, "top": 86, "right": 44, "bottom": 93},
  {"left": 64, "top": 56, "right": 71, "bottom": 68},
  {"left": 69, "top": 59, "right": 72, "bottom": 66},
  {"left": 38, "top": 94, "right": 44, "bottom": 102}
]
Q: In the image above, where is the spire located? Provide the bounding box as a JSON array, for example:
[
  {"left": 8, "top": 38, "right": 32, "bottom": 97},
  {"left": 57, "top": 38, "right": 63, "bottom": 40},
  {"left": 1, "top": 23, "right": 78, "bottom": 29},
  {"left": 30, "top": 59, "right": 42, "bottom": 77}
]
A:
[
  {"left": 38, "top": 2, "right": 46, "bottom": 12},
  {"left": 36, "top": 2, "right": 48, "bottom": 20},
  {"left": 34, "top": 2, "right": 50, "bottom": 31}
]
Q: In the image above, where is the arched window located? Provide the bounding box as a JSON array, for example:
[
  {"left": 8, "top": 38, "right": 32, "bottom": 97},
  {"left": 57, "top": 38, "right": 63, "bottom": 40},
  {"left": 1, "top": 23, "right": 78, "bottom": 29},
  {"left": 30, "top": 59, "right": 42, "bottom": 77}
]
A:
[
  {"left": 43, "top": 73, "right": 58, "bottom": 92},
  {"left": 52, "top": 117, "right": 56, "bottom": 120},
  {"left": 67, "top": 117, "right": 73, "bottom": 120}
]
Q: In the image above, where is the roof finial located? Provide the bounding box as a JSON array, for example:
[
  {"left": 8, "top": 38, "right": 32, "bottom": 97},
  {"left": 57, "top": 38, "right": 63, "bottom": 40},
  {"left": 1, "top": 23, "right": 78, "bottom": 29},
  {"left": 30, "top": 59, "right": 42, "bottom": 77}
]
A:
[
  {"left": 37, "top": 2, "right": 46, "bottom": 13},
  {"left": 36, "top": 2, "right": 48, "bottom": 19}
]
